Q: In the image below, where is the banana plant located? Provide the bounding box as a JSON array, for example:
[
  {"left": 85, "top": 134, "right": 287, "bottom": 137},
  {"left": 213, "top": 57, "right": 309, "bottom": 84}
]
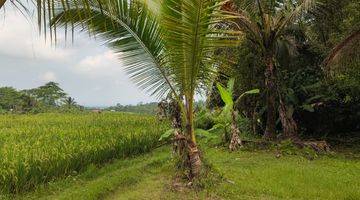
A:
[
  {"left": 222, "top": 0, "right": 317, "bottom": 140},
  {"left": 210, "top": 78, "right": 259, "bottom": 150}
]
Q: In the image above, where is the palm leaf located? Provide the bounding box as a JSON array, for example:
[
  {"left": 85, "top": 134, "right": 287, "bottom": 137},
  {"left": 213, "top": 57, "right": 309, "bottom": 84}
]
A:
[
  {"left": 274, "top": 0, "right": 317, "bottom": 36},
  {"left": 221, "top": 1, "right": 263, "bottom": 50},
  {"left": 160, "top": 0, "right": 240, "bottom": 99},
  {"left": 51, "top": 0, "right": 178, "bottom": 99},
  {"left": 322, "top": 29, "right": 360, "bottom": 70}
]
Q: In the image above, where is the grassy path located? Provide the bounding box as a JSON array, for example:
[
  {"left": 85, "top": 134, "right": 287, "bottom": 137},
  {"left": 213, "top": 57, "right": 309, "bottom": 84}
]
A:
[
  {"left": 6, "top": 146, "right": 360, "bottom": 200},
  {"left": 5, "top": 147, "right": 172, "bottom": 200}
]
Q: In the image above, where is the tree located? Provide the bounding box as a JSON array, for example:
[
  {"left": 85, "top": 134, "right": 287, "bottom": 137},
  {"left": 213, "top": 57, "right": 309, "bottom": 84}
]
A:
[
  {"left": 63, "top": 97, "right": 77, "bottom": 108},
  {"left": 51, "top": 0, "right": 239, "bottom": 178},
  {"left": 223, "top": 0, "right": 317, "bottom": 140},
  {"left": 0, "top": 87, "right": 38, "bottom": 112},
  {"left": 0, "top": 87, "right": 22, "bottom": 111},
  {"left": 24, "top": 82, "right": 67, "bottom": 107}
]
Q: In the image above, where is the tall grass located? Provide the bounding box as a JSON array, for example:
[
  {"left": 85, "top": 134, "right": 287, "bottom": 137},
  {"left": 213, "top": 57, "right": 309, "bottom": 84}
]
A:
[{"left": 0, "top": 113, "right": 168, "bottom": 193}]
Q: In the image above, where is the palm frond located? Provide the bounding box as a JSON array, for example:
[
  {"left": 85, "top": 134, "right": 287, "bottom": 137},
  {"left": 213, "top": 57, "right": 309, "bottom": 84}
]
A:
[
  {"left": 274, "top": 0, "right": 317, "bottom": 36},
  {"left": 232, "top": 0, "right": 258, "bottom": 18},
  {"left": 0, "top": 0, "right": 31, "bottom": 19},
  {"left": 322, "top": 29, "right": 360, "bottom": 72},
  {"left": 52, "top": 0, "right": 178, "bottom": 99},
  {"left": 221, "top": 1, "right": 263, "bottom": 49},
  {"left": 161, "top": 0, "right": 241, "bottom": 97}
]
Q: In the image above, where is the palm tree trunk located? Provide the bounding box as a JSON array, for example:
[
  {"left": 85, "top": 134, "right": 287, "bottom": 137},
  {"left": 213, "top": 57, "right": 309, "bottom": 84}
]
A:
[
  {"left": 278, "top": 97, "right": 300, "bottom": 142},
  {"left": 263, "top": 56, "right": 277, "bottom": 140},
  {"left": 229, "top": 110, "right": 242, "bottom": 151},
  {"left": 251, "top": 107, "right": 258, "bottom": 135},
  {"left": 170, "top": 99, "right": 186, "bottom": 156},
  {"left": 185, "top": 95, "right": 201, "bottom": 178}
]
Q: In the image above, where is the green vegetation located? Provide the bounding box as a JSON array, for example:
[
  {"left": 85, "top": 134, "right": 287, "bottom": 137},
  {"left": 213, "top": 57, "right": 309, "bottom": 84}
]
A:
[
  {"left": 0, "top": 0, "right": 359, "bottom": 199},
  {"left": 196, "top": 0, "right": 360, "bottom": 140},
  {"left": 105, "top": 102, "right": 158, "bottom": 115},
  {"left": 4, "top": 145, "right": 359, "bottom": 200},
  {"left": 0, "top": 113, "right": 168, "bottom": 193},
  {"left": 211, "top": 78, "right": 259, "bottom": 150},
  {"left": 51, "top": 0, "right": 243, "bottom": 177},
  {"left": 0, "top": 82, "right": 82, "bottom": 114}
]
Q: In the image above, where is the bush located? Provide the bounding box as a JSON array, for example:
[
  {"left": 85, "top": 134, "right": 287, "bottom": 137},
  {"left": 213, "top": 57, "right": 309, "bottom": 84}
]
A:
[{"left": 194, "top": 109, "right": 216, "bottom": 130}]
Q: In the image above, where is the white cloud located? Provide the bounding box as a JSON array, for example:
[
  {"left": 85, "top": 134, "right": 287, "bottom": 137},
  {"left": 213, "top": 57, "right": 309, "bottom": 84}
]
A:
[
  {"left": 40, "top": 71, "right": 57, "bottom": 82},
  {"left": 0, "top": 10, "right": 74, "bottom": 61},
  {"left": 0, "top": 9, "right": 156, "bottom": 106},
  {"left": 74, "top": 50, "right": 123, "bottom": 77},
  {"left": 93, "top": 86, "right": 103, "bottom": 91}
]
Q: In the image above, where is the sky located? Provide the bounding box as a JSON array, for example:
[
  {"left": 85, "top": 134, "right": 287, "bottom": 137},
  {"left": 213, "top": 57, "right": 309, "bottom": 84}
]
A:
[{"left": 0, "top": 6, "right": 156, "bottom": 107}]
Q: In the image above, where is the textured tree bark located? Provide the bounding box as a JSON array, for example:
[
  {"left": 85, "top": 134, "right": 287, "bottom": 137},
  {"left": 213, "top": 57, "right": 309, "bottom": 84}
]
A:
[
  {"left": 251, "top": 107, "right": 258, "bottom": 135},
  {"left": 263, "top": 56, "right": 277, "bottom": 140},
  {"left": 278, "top": 97, "right": 299, "bottom": 142},
  {"left": 229, "top": 110, "right": 242, "bottom": 151},
  {"left": 170, "top": 100, "right": 186, "bottom": 157},
  {"left": 187, "top": 140, "right": 201, "bottom": 178},
  {"left": 185, "top": 96, "right": 201, "bottom": 178},
  {"left": 156, "top": 100, "right": 168, "bottom": 121}
]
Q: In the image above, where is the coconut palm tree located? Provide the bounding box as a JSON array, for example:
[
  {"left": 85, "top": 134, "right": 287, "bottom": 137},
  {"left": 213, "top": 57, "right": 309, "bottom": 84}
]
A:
[
  {"left": 222, "top": 0, "right": 317, "bottom": 140},
  {"left": 63, "top": 97, "right": 77, "bottom": 108},
  {"left": 51, "top": 0, "right": 239, "bottom": 178}
]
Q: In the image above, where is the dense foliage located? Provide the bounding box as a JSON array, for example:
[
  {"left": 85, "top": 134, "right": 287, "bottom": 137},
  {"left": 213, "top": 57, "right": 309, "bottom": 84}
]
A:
[
  {"left": 206, "top": 0, "right": 360, "bottom": 139},
  {"left": 0, "top": 0, "right": 358, "bottom": 195},
  {"left": 50, "top": 0, "right": 244, "bottom": 178},
  {"left": 0, "top": 82, "right": 81, "bottom": 113},
  {"left": 0, "top": 113, "right": 168, "bottom": 193},
  {"left": 106, "top": 102, "right": 158, "bottom": 115}
]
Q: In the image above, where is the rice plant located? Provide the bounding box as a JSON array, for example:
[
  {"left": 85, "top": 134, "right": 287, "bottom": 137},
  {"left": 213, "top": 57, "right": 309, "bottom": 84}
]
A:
[{"left": 0, "top": 113, "right": 168, "bottom": 193}]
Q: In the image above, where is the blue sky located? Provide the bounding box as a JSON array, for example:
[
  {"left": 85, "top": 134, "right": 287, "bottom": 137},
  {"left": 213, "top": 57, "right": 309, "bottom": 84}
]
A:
[{"left": 0, "top": 6, "right": 156, "bottom": 106}]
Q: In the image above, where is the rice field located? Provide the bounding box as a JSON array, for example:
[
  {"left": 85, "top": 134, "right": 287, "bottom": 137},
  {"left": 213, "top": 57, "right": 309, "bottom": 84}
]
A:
[{"left": 0, "top": 113, "right": 168, "bottom": 193}]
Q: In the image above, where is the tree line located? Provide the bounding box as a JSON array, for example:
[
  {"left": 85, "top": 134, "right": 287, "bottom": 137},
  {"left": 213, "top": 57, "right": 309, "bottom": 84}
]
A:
[
  {"left": 106, "top": 102, "right": 158, "bottom": 115},
  {"left": 0, "top": 82, "right": 81, "bottom": 113}
]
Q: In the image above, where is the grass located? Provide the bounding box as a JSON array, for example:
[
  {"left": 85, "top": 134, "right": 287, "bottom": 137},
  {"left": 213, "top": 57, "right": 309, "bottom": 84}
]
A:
[
  {"left": 205, "top": 147, "right": 360, "bottom": 200},
  {"left": 0, "top": 113, "right": 168, "bottom": 193},
  {"left": 4, "top": 144, "right": 359, "bottom": 200},
  {"left": 1, "top": 113, "right": 358, "bottom": 199}
]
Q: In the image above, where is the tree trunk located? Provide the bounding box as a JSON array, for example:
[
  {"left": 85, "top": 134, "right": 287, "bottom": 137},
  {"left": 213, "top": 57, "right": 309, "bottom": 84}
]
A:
[
  {"left": 185, "top": 96, "right": 202, "bottom": 178},
  {"left": 170, "top": 99, "right": 186, "bottom": 157},
  {"left": 187, "top": 140, "right": 201, "bottom": 178},
  {"left": 251, "top": 107, "right": 258, "bottom": 135},
  {"left": 278, "top": 97, "right": 300, "bottom": 142},
  {"left": 229, "top": 110, "right": 242, "bottom": 151},
  {"left": 263, "top": 56, "right": 277, "bottom": 140},
  {"left": 156, "top": 100, "right": 168, "bottom": 121}
]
